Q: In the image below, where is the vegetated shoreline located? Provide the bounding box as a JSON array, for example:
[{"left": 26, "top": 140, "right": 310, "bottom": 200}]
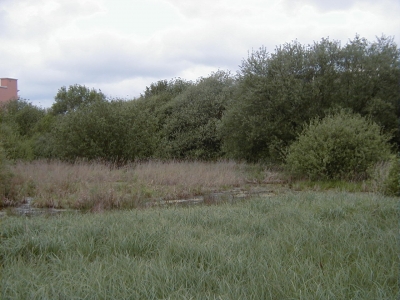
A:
[
  {"left": 2, "top": 159, "right": 378, "bottom": 214},
  {"left": 2, "top": 160, "right": 397, "bottom": 298},
  {"left": 2, "top": 160, "right": 279, "bottom": 211}
]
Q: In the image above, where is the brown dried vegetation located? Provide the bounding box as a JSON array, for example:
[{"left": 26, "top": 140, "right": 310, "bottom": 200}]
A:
[{"left": 6, "top": 160, "right": 278, "bottom": 210}]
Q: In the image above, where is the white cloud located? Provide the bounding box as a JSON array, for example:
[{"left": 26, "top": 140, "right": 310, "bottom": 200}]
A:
[
  {"left": 0, "top": 0, "right": 399, "bottom": 107},
  {"left": 282, "top": 0, "right": 400, "bottom": 13},
  {"left": 1, "top": 0, "right": 102, "bottom": 40}
]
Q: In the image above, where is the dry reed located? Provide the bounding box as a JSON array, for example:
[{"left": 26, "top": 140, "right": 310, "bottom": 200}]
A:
[{"left": 8, "top": 160, "right": 248, "bottom": 210}]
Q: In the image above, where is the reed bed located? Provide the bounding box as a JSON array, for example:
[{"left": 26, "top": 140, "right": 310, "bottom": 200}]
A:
[{"left": 7, "top": 160, "right": 256, "bottom": 210}]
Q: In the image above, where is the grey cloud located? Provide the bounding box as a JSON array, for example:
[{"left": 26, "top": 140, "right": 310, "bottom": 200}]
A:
[
  {"left": 44, "top": 24, "right": 246, "bottom": 85},
  {"left": 45, "top": 40, "right": 179, "bottom": 82}
]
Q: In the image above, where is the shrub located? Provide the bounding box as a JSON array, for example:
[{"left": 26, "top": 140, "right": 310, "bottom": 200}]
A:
[
  {"left": 0, "top": 144, "right": 13, "bottom": 206},
  {"left": 387, "top": 156, "right": 400, "bottom": 196},
  {"left": 285, "top": 110, "right": 392, "bottom": 180},
  {"left": 370, "top": 155, "right": 400, "bottom": 196},
  {"left": 52, "top": 100, "right": 157, "bottom": 162}
]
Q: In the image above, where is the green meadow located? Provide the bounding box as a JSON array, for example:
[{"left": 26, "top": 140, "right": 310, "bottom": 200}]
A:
[{"left": 1, "top": 192, "right": 398, "bottom": 299}]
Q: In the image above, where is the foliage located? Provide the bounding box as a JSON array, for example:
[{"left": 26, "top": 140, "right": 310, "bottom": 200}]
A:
[
  {"left": 285, "top": 111, "right": 392, "bottom": 180},
  {"left": 51, "top": 84, "right": 106, "bottom": 115},
  {"left": 31, "top": 113, "right": 58, "bottom": 159},
  {"left": 370, "top": 154, "right": 400, "bottom": 196},
  {"left": 0, "top": 98, "right": 46, "bottom": 137},
  {"left": 52, "top": 100, "right": 158, "bottom": 162},
  {"left": 219, "top": 46, "right": 272, "bottom": 161},
  {"left": 0, "top": 99, "right": 54, "bottom": 160},
  {"left": 0, "top": 99, "right": 41, "bottom": 160},
  {"left": 157, "top": 71, "right": 235, "bottom": 160},
  {"left": 0, "top": 122, "right": 34, "bottom": 160},
  {"left": 221, "top": 35, "right": 400, "bottom": 162},
  {"left": 141, "top": 77, "right": 192, "bottom": 99},
  {"left": 136, "top": 78, "right": 193, "bottom": 149},
  {"left": 0, "top": 143, "right": 13, "bottom": 206},
  {"left": 1, "top": 35, "right": 398, "bottom": 163},
  {"left": 385, "top": 155, "right": 400, "bottom": 196},
  {"left": 338, "top": 35, "right": 400, "bottom": 144}
]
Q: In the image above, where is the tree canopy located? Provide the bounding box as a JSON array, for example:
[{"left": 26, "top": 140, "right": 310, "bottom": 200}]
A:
[
  {"left": 1, "top": 34, "right": 398, "bottom": 166},
  {"left": 51, "top": 84, "right": 106, "bottom": 115},
  {"left": 221, "top": 35, "right": 399, "bottom": 161}
]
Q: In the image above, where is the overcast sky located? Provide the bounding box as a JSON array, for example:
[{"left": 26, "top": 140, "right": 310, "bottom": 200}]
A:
[{"left": 1, "top": 0, "right": 399, "bottom": 107}]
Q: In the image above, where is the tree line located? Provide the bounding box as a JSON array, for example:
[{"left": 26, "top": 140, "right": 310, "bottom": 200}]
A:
[{"left": 1, "top": 35, "right": 399, "bottom": 165}]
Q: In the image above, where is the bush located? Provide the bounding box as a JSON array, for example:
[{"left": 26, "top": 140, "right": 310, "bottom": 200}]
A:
[
  {"left": 370, "top": 155, "right": 400, "bottom": 196},
  {"left": 0, "top": 144, "right": 13, "bottom": 206},
  {"left": 285, "top": 111, "right": 392, "bottom": 180},
  {"left": 387, "top": 156, "right": 400, "bottom": 196},
  {"left": 52, "top": 100, "right": 158, "bottom": 162}
]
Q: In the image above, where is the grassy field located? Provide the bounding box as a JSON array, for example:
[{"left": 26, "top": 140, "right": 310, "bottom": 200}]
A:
[{"left": 1, "top": 191, "right": 398, "bottom": 299}]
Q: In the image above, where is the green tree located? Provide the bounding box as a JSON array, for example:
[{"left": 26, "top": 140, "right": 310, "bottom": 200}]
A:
[
  {"left": 1, "top": 98, "right": 46, "bottom": 137},
  {"left": 52, "top": 100, "right": 157, "bottom": 162},
  {"left": 305, "top": 38, "right": 342, "bottom": 116},
  {"left": 0, "top": 99, "right": 47, "bottom": 160},
  {"left": 0, "top": 143, "right": 13, "bottom": 206},
  {"left": 220, "top": 43, "right": 311, "bottom": 162},
  {"left": 30, "top": 113, "right": 57, "bottom": 159},
  {"left": 51, "top": 84, "right": 106, "bottom": 115},
  {"left": 339, "top": 35, "right": 400, "bottom": 145},
  {"left": 138, "top": 78, "right": 193, "bottom": 132},
  {"left": 220, "top": 35, "right": 400, "bottom": 162},
  {"left": 219, "top": 47, "right": 271, "bottom": 161},
  {"left": 158, "top": 71, "right": 235, "bottom": 160}
]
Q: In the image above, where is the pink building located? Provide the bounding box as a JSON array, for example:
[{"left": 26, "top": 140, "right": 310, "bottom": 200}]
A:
[{"left": 0, "top": 78, "right": 18, "bottom": 103}]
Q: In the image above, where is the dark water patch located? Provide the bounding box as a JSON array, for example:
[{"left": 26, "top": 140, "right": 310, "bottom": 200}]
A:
[
  {"left": 0, "top": 197, "right": 79, "bottom": 218},
  {"left": 146, "top": 188, "right": 275, "bottom": 207},
  {"left": 1, "top": 188, "right": 276, "bottom": 217}
]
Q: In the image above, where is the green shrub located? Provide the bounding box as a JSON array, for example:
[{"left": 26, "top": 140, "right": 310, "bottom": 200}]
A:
[
  {"left": 0, "top": 144, "right": 13, "bottom": 206},
  {"left": 370, "top": 155, "right": 400, "bottom": 196},
  {"left": 285, "top": 110, "right": 392, "bottom": 180},
  {"left": 388, "top": 156, "right": 400, "bottom": 196}
]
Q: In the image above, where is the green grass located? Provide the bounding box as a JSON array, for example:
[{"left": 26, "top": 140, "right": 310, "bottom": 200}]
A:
[
  {"left": 1, "top": 192, "right": 398, "bottom": 299},
  {"left": 290, "top": 179, "right": 369, "bottom": 192}
]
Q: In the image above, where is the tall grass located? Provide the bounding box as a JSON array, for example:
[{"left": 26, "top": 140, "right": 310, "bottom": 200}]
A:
[
  {"left": 370, "top": 156, "right": 400, "bottom": 196},
  {"left": 7, "top": 160, "right": 257, "bottom": 210},
  {"left": 1, "top": 192, "right": 398, "bottom": 299}
]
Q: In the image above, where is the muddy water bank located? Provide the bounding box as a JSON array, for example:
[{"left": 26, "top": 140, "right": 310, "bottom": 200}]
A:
[
  {"left": 0, "top": 197, "right": 79, "bottom": 218},
  {"left": 146, "top": 188, "right": 275, "bottom": 207},
  {"left": 0, "top": 188, "right": 276, "bottom": 217}
]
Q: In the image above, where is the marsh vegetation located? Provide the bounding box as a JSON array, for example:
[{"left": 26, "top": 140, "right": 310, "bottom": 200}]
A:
[
  {"left": 1, "top": 192, "right": 398, "bottom": 299},
  {"left": 1, "top": 34, "right": 399, "bottom": 299}
]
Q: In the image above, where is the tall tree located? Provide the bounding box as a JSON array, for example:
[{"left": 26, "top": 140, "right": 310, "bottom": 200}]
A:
[
  {"left": 52, "top": 100, "right": 157, "bottom": 162},
  {"left": 0, "top": 99, "right": 47, "bottom": 160},
  {"left": 220, "top": 35, "right": 400, "bottom": 162},
  {"left": 51, "top": 84, "right": 106, "bottom": 115},
  {"left": 158, "top": 71, "right": 235, "bottom": 160}
]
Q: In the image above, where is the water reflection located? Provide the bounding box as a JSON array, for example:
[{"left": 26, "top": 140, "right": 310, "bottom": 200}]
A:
[{"left": 1, "top": 197, "right": 78, "bottom": 217}]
